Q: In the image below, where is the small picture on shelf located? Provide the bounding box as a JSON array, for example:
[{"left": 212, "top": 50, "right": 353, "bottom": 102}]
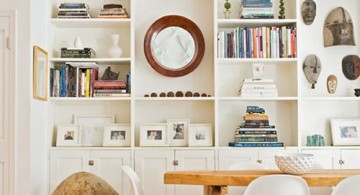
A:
[
  {"left": 188, "top": 124, "right": 213, "bottom": 147},
  {"left": 56, "top": 124, "right": 81, "bottom": 147},
  {"left": 167, "top": 119, "right": 190, "bottom": 147},
  {"left": 103, "top": 124, "right": 130, "bottom": 146},
  {"left": 140, "top": 123, "right": 168, "bottom": 146},
  {"left": 331, "top": 118, "right": 360, "bottom": 146}
]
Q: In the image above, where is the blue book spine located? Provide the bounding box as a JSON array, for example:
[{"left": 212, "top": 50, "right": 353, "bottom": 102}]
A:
[
  {"left": 229, "top": 142, "right": 284, "bottom": 147},
  {"left": 60, "top": 66, "right": 66, "bottom": 97}
]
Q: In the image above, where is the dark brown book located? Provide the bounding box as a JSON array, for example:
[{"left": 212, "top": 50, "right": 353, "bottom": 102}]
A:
[{"left": 103, "top": 4, "right": 122, "bottom": 9}]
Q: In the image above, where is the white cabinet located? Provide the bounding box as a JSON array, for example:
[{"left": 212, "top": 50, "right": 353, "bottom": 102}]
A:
[
  {"left": 49, "top": 149, "right": 131, "bottom": 194},
  {"left": 218, "top": 148, "right": 298, "bottom": 170},
  {"left": 134, "top": 149, "right": 215, "bottom": 195}
]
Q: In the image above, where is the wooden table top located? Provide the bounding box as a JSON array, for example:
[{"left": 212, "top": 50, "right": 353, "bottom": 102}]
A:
[{"left": 164, "top": 169, "right": 360, "bottom": 187}]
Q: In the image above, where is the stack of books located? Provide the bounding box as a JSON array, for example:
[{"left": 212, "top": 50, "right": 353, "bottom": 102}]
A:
[
  {"left": 229, "top": 106, "right": 284, "bottom": 147},
  {"left": 93, "top": 80, "right": 129, "bottom": 97},
  {"left": 58, "top": 3, "right": 91, "bottom": 19},
  {"left": 61, "top": 48, "right": 96, "bottom": 58},
  {"left": 241, "top": 0, "right": 274, "bottom": 19},
  {"left": 98, "top": 4, "right": 128, "bottom": 18},
  {"left": 238, "top": 78, "right": 278, "bottom": 97}
]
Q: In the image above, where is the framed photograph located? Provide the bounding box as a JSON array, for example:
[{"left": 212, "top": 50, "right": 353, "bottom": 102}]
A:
[
  {"left": 331, "top": 118, "right": 360, "bottom": 146},
  {"left": 140, "top": 123, "right": 168, "bottom": 146},
  {"left": 167, "top": 119, "right": 190, "bottom": 146},
  {"left": 56, "top": 124, "right": 81, "bottom": 146},
  {"left": 33, "top": 45, "right": 48, "bottom": 101},
  {"left": 74, "top": 115, "right": 115, "bottom": 146},
  {"left": 103, "top": 124, "right": 131, "bottom": 147},
  {"left": 188, "top": 124, "right": 213, "bottom": 147}
]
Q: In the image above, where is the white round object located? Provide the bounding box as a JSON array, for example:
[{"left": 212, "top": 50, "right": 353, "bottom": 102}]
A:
[{"left": 275, "top": 153, "right": 314, "bottom": 175}]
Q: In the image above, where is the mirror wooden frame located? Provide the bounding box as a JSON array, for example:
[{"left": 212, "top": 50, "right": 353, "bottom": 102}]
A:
[
  {"left": 33, "top": 45, "right": 49, "bottom": 101},
  {"left": 144, "top": 15, "right": 205, "bottom": 77}
]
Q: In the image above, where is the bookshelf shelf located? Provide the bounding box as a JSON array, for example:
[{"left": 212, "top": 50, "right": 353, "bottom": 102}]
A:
[
  {"left": 218, "top": 97, "right": 298, "bottom": 101},
  {"left": 49, "top": 97, "right": 131, "bottom": 101},
  {"left": 217, "top": 19, "right": 297, "bottom": 28},
  {"left": 50, "top": 57, "right": 131, "bottom": 64},
  {"left": 217, "top": 58, "right": 297, "bottom": 64},
  {"left": 50, "top": 18, "right": 131, "bottom": 28}
]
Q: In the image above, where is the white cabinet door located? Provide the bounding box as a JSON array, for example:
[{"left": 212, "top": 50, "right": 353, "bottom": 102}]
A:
[
  {"left": 134, "top": 149, "right": 174, "bottom": 195},
  {"left": 90, "top": 150, "right": 132, "bottom": 195},
  {"left": 49, "top": 150, "right": 90, "bottom": 193},
  {"left": 258, "top": 148, "right": 298, "bottom": 169},
  {"left": 301, "top": 149, "right": 340, "bottom": 169},
  {"left": 218, "top": 149, "right": 258, "bottom": 170},
  {"left": 174, "top": 150, "right": 215, "bottom": 195},
  {"left": 340, "top": 149, "right": 360, "bottom": 169}
]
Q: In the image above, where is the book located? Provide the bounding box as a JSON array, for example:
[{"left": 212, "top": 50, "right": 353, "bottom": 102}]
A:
[
  {"left": 229, "top": 142, "right": 284, "bottom": 147},
  {"left": 235, "top": 130, "right": 277, "bottom": 135},
  {"left": 234, "top": 137, "right": 278, "bottom": 142},
  {"left": 66, "top": 62, "right": 98, "bottom": 69},
  {"left": 93, "top": 93, "right": 130, "bottom": 97}
]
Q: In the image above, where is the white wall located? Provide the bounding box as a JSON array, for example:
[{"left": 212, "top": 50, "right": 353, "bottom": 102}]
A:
[
  {"left": 0, "top": 0, "right": 31, "bottom": 195},
  {"left": 30, "top": 0, "right": 48, "bottom": 193}
]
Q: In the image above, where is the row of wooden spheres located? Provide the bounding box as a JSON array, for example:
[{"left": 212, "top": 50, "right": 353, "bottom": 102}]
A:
[{"left": 144, "top": 91, "right": 211, "bottom": 97}]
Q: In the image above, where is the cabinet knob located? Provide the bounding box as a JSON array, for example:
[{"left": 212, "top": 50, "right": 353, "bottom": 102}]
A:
[
  {"left": 173, "top": 160, "right": 179, "bottom": 166},
  {"left": 257, "top": 160, "right": 262, "bottom": 164},
  {"left": 339, "top": 160, "right": 345, "bottom": 165},
  {"left": 89, "top": 160, "right": 94, "bottom": 166}
]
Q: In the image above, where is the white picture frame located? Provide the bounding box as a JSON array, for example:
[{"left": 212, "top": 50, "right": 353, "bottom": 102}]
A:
[
  {"left": 103, "top": 124, "right": 131, "bottom": 147},
  {"left": 331, "top": 118, "right": 360, "bottom": 146},
  {"left": 188, "top": 124, "right": 213, "bottom": 147},
  {"left": 167, "top": 119, "right": 190, "bottom": 147},
  {"left": 140, "top": 123, "right": 168, "bottom": 146},
  {"left": 56, "top": 124, "right": 81, "bottom": 147},
  {"left": 74, "top": 115, "right": 115, "bottom": 146}
]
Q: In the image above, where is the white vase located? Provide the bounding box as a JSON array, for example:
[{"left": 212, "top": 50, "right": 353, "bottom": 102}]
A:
[
  {"left": 108, "top": 34, "right": 123, "bottom": 58},
  {"left": 74, "top": 36, "right": 83, "bottom": 48}
]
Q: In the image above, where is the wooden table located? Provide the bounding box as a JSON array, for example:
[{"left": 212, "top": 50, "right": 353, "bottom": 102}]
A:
[{"left": 164, "top": 169, "right": 360, "bottom": 195}]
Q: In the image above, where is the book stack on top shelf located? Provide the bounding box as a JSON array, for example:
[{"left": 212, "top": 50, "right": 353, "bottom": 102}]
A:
[
  {"left": 238, "top": 78, "right": 278, "bottom": 97},
  {"left": 229, "top": 106, "right": 284, "bottom": 147},
  {"left": 58, "top": 3, "right": 91, "bottom": 19},
  {"left": 241, "top": 0, "right": 274, "bottom": 19},
  {"left": 61, "top": 48, "right": 96, "bottom": 58},
  {"left": 98, "top": 4, "right": 128, "bottom": 18}
]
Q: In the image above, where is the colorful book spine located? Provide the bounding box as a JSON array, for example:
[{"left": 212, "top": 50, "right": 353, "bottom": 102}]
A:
[{"left": 229, "top": 142, "right": 284, "bottom": 147}]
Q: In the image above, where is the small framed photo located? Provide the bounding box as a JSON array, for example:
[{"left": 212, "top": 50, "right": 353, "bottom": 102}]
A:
[
  {"left": 140, "top": 123, "right": 168, "bottom": 146},
  {"left": 103, "top": 124, "right": 131, "bottom": 147},
  {"left": 74, "top": 115, "right": 115, "bottom": 146},
  {"left": 331, "top": 118, "right": 360, "bottom": 146},
  {"left": 167, "top": 119, "right": 190, "bottom": 147},
  {"left": 188, "top": 124, "right": 213, "bottom": 147},
  {"left": 56, "top": 124, "right": 81, "bottom": 146}
]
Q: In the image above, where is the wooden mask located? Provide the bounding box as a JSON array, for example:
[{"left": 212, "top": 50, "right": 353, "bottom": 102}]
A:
[
  {"left": 303, "top": 54, "right": 321, "bottom": 89},
  {"left": 342, "top": 55, "right": 360, "bottom": 80},
  {"left": 326, "top": 75, "right": 337, "bottom": 94},
  {"left": 301, "top": 0, "right": 316, "bottom": 25}
]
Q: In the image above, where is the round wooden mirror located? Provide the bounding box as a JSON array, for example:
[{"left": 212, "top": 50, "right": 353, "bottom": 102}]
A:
[{"left": 144, "top": 15, "right": 205, "bottom": 77}]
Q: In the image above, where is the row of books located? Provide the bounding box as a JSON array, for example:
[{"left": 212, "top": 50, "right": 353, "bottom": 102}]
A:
[
  {"left": 217, "top": 26, "right": 297, "bottom": 59},
  {"left": 93, "top": 80, "right": 129, "bottom": 97},
  {"left": 241, "top": 0, "right": 274, "bottom": 19},
  {"left": 61, "top": 48, "right": 96, "bottom": 58},
  {"left": 238, "top": 78, "right": 278, "bottom": 97},
  {"left": 58, "top": 3, "right": 91, "bottom": 19}
]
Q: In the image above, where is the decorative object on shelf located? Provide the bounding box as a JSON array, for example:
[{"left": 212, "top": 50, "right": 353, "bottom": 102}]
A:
[
  {"left": 33, "top": 45, "right": 49, "bottom": 101},
  {"left": 185, "top": 91, "right": 193, "bottom": 97},
  {"left": 144, "top": 15, "right": 205, "bottom": 77},
  {"left": 252, "top": 63, "right": 264, "bottom": 79},
  {"left": 167, "top": 119, "right": 190, "bottom": 147},
  {"left": 74, "top": 36, "right": 83, "bottom": 49},
  {"left": 56, "top": 124, "right": 81, "bottom": 147},
  {"left": 175, "top": 91, "right": 184, "bottom": 97},
  {"left": 144, "top": 91, "right": 210, "bottom": 97},
  {"left": 188, "top": 124, "right": 213, "bottom": 147},
  {"left": 140, "top": 123, "right": 168, "bottom": 146},
  {"left": 331, "top": 118, "right": 360, "bottom": 146},
  {"left": 278, "top": 0, "right": 285, "bottom": 19},
  {"left": 150, "top": 92, "right": 157, "bottom": 97},
  {"left": 103, "top": 124, "right": 130, "bottom": 147},
  {"left": 354, "top": 89, "right": 360, "bottom": 97},
  {"left": 303, "top": 54, "right": 321, "bottom": 89},
  {"left": 323, "top": 7, "right": 355, "bottom": 47},
  {"left": 306, "top": 134, "right": 325, "bottom": 146},
  {"left": 167, "top": 91, "right": 175, "bottom": 97},
  {"left": 326, "top": 75, "right": 337, "bottom": 94},
  {"left": 74, "top": 115, "right": 115, "bottom": 146},
  {"left": 301, "top": 0, "right": 316, "bottom": 25},
  {"left": 160, "top": 92, "right": 166, "bottom": 97},
  {"left": 275, "top": 153, "right": 314, "bottom": 175},
  {"left": 108, "top": 34, "right": 123, "bottom": 58},
  {"left": 342, "top": 55, "right": 360, "bottom": 80},
  {"left": 193, "top": 92, "right": 200, "bottom": 97},
  {"left": 101, "top": 67, "right": 120, "bottom": 80},
  {"left": 223, "top": 0, "right": 231, "bottom": 19}
]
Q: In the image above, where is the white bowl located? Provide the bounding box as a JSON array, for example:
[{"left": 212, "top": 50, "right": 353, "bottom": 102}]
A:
[{"left": 275, "top": 153, "right": 314, "bottom": 175}]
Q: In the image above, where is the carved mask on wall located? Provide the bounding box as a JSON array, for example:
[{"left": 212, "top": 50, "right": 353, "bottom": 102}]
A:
[
  {"left": 301, "top": 0, "right": 316, "bottom": 25},
  {"left": 326, "top": 75, "right": 337, "bottom": 94},
  {"left": 303, "top": 54, "right": 321, "bottom": 89},
  {"left": 323, "top": 7, "right": 355, "bottom": 47},
  {"left": 342, "top": 55, "right": 360, "bottom": 80}
]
